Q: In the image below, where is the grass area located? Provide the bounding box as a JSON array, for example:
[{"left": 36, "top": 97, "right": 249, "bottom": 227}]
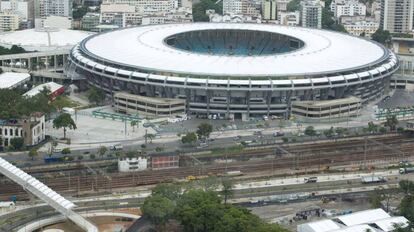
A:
[{"left": 51, "top": 95, "right": 81, "bottom": 109}]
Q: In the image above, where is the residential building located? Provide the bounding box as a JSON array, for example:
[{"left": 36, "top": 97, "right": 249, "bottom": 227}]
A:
[
  {"left": 118, "top": 157, "right": 148, "bottom": 172},
  {"left": 343, "top": 20, "right": 379, "bottom": 37},
  {"left": 208, "top": 10, "right": 261, "bottom": 23},
  {"left": 0, "top": 112, "right": 46, "bottom": 147},
  {"left": 223, "top": 0, "right": 243, "bottom": 14},
  {"left": 330, "top": 0, "right": 366, "bottom": 18},
  {"left": 279, "top": 11, "right": 300, "bottom": 26},
  {"left": 34, "top": 0, "right": 72, "bottom": 18},
  {"left": 0, "top": 0, "right": 29, "bottom": 21},
  {"left": 81, "top": 12, "right": 100, "bottom": 31},
  {"left": 103, "top": 0, "right": 176, "bottom": 14},
  {"left": 262, "top": 0, "right": 277, "bottom": 20},
  {"left": 380, "top": 0, "right": 414, "bottom": 33},
  {"left": 0, "top": 11, "right": 19, "bottom": 31},
  {"left": 301, "top": 0, "right": 322, "bottom": 28}
]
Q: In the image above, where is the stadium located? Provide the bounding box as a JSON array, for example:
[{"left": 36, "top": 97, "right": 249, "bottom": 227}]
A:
[{"left": 66, "top": 23, "right": 399, "bottom": 120}]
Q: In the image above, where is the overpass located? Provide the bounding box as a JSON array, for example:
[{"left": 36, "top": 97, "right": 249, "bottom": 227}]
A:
[{"left": 0, "top": 157, "right": 98, "bottom": 232}]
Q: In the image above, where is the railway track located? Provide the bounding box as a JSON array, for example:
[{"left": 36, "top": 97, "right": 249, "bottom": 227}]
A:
[{"left": 0, "top": 135, "right": 413, "bottom": 200}]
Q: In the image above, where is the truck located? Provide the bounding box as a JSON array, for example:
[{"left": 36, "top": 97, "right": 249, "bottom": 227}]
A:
[
  {"left": 361, "top": 176, "right": 387, "bottom": 184},
  {"left": 110, "top": 144, "right": 123, "bottom": 151},
  {"left": 304, "top": 177, "right": 318, "bottom": 183},
  {"left": 399, "top": 167, "right": 414, "bottom": 174}
]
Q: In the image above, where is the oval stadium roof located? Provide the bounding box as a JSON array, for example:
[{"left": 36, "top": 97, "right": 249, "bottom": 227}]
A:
[{"left": 81, "top": 23, "right": 389, "bottom": 77}]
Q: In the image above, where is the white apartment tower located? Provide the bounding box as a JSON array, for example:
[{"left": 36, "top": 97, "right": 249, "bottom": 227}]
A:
[
  {"left": 262, "top": 0, "right": 277, "bottom": 20},
  {"left": 330, "top": 0, "right": 366, "bottom": 18},
  {"left": 223, "top": 0, "right": 243, "bottom": 14},
  {"left": 380, "top": 0, "right": 414, "bottom": 33},
  {"left": 301, "top": 0, "right": 322, "bottom": 28},
  {"left": 34, "top": 0, "right": 72, "bottom": 18}
]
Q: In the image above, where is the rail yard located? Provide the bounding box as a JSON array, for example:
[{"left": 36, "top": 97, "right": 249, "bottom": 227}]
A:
[{"left": 1, "top": 134, "right": 412, "bottom": 201}]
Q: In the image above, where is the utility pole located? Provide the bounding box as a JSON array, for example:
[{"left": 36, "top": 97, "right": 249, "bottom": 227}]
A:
[{"left": 364, "top": 136, "right": 367, "bottom": 169}]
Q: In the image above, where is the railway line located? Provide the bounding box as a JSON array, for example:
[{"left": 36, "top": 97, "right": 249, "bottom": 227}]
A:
[{"left": 0, "top": 135, "right": 413, "bottom": 201}]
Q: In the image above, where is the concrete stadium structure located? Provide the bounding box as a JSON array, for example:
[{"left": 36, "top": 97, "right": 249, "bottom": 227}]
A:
[{"left": 66, "top": 23, "right": 399, "bottom": 120}]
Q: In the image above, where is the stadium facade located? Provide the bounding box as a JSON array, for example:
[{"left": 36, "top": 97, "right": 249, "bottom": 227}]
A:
[{"left": 66, "top": 23, "right": 398, "bottom": 120}]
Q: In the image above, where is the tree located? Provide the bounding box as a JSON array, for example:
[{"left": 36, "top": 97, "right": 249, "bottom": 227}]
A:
[
  {"left": 28, "top": 148, "right": 38, "bottom": 160},
  {"left": 192, "top": 0, "right": 222, "bottom": 22},
  {"left": 130, "top": 120, "right": 138, "bottom": 132},
  {"left": 53, "top": 113, "right": 77, "bottom": 139},
  {"left": 142, "top": 195, "right": 175, "bottom": 226},
  {"left": 367, "top": 121, "right": 378, "bottom": 134},
  {"left": 152, "top": 183, "right": 182, "bottom": 201},
  {"left": 368, "top": 191, "right": 384, "bottom": 208},
  {"left": 304, "top": 126, "right": 316, "bottom": 137},
  {"left": 399, "top": 180, "right": 414, "bottom": 195},
  {"left": 384, "top": 115, "right": 398, "bottom": 131},
  {"left": 87, "top": 86, "right": 106, "bottom": 105},
  {"left": 400, "top": 195, "right": 414, "bottom": 222},
  {"left": 61, "top": 148, "right": 71, "bottom": 154},
  {"left": 181, "top": 132, "right": 198, "bottom": 145},
  {"left": 98, "top": 146, "right": 108, "bottom": 157},
  {"left": 175, "top": 190, "right": 224, "bottom": 232},
  {"left": 286, "top": 0, "right": 300, "bottom": 11},
  {"left": 324, "top": 127, "right": 334, "bottom": 138},
  {"left": 372, "top": 29, "right": 391, "bottom": 44},
  {"left": 197, "top": 123, "right": 213, "bottom": 139},
  {"left": 10, "top": 137, "right": 24, "bottom": 150},
  {"left": 221, "top": 178, "right": 234, "bottom": 204},
  {"left": 144, "top": 133, "right": 156, "bottom": 144}
]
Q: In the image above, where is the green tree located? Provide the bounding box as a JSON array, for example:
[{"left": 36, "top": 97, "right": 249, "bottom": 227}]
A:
[
  {"left": 130, "top": 120, "right": 138, "bottom": 132},
  {"left": 286, "top": 0, "right": 300, "bottom": 11},
  {"left": 61, "top": 148, "right": 71, "bottom": 154},
  {"left": 400, "top": 195, "right": 414, "bottom": 222},
  {"left": 53, "top": 113, "right": 77, "bottom": 139},
  {"left": 152, "top": 183, "right": 182, "bottom": 201},
  {"left": 372, "top": 29, "right": 392, "bottom": 44},
  {"left": 197, "top": 123, "right": 213, "bottom": 139},
  {"left": 324, "top": 127, "right": 334, "bottom": 138},
  {"left": 384, "top": 115, "right": 398, "bottom": 131},
  {"left": 399, "top": 180, "right": 414, "bottom": 195},
  {"left": 367, "top": 121, "right": 378, "bottom": 134},
  {"left": 181, "top": 132, "right": 198, "bottom": 145},
  {"left": 72, "top": 6, "right": 88, "bottom": 19},
  {"left": 144, "top": 133, "right": 156, "bottom": 144},
  {"left": 87, "top": 86, "right": 106, "bottom": 105},
  {"left": 304, "top": 126, "right": 316, "bottom": 137},
  {"left": 221, "top": 178, "right": 234, "bottom": 204},
  {"left": 10, "top": 137, "right": 24, "bottom": 150},
  {"left": 368, "top": 191, "right": 384, "bottom": 208},
  {"left": 175, "top": 190, "right": 224, "bottom": 232},
  {"left": 142, "top": 195, "right": 175, "bottom": 226},
  {"left": 98, "top": 146, "right": 108, "bottom": 157},
  {"left": 192, "top": 0, "right": 222, "bottom": 22},
  {"left": 28, "top": 148, "right": 38, "bottom": 160}
]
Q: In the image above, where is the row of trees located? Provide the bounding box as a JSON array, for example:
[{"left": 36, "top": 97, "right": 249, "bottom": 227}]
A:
[
  {"left": 181, "top": 123, "right": 213, "bottom": 145},
  {"left": 0, "top": 45, "right": 26, "bottom": 56},
  {"left": 142, "top": 181, "right": 289, "bottom": 232},
  {"left": 0, "top": 88, "right": 52, "bottom": 119}
]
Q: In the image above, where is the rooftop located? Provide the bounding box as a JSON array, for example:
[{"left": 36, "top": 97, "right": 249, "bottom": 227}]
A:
[
  {"left": 0, "top": 28, "right": 94, "bottom": 51},
  {"left": 81, "top": 23, "right": 389, "bottom": 77},
  {"left": 0, "top": 72, "right": 30, "bottom": 89}
]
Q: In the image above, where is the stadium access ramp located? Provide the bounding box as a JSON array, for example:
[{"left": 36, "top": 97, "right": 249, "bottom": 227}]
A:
[{"left": 0, "top": 157, "right": 98, "bottom": 232}]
